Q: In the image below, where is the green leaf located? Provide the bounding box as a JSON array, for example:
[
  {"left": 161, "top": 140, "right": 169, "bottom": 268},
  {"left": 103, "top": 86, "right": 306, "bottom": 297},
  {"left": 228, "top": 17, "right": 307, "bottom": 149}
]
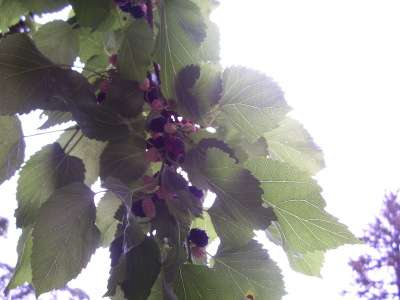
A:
[
  {"left": 199, "top": 21, "right": 220, "bottom": 62},
  {"left": 184, "top": 147, "right": 275, "bottom": 248},
  {"left": 70, "top": 103, "right": 145, "bottom": 141},
  {"left": 118, "top": 19, "right": 155, "bottom": 82},
  {"left": 153, "top": 0, "right": 206, "bottom": 99},
  {"left": 96, "top": 192, "right": 121, "bottom": 247},
  {"left": 15, "top": 143, "right": 85, "bottom": 227},
  {"left": 0, "top": 116, "right": 25, "bottom": 185},
  {"left": 33, "top": 20, "right": 79, "bottom": 65},
  {"left": 6, "top": 227, "right": 33, "bottom": 292},
  {"left": 208, "top": 201, "right": 253, "bottom": 248},
  {"left": 22, "top": 0, "right": 68, "bottom": 13},
  {"left": 213, "top": 240, "right": 285, "bottom": 300},
  {"left": 58, "top": 129, "right": 106, "bottom": 185},
  {"left": 100, "top": 137, "right": 149, "bottom": 185},
  {"left": 174, "top": 241, "right": 285, "bottom": 300},
  {"left": 0, "top": 0, "right": 27, "bottom": 33},
  {"left": 245, "top": 158, "right": 360, "bottom": 253},
  {"left": 287, "top": 250, "right": 324, "bottom": 277},
  {"left": 78, "top": 28, "right": 107, "bottom": 62},
  {"left": 103, "top": 76, "right": 145, "bottom": 118},
  {"left": 31, "top": 182, "right": 100, "bottom": 295},
  {"left": 120, "top": 237, "right": 161, "bottom": 300},
  {"left": 264, "top": 117, "right": 325, "bottom": 175},
  {"left": 39, "top": 111, "right": 73, "bottom": 129},
  {"left": 69, "top": 0, "right": 113, "bottom": 29},
  {"left": 215, "top": 67, "right": 290, "bottom": 142},
  {"left": 175, "top": 63, "right": 222, "bottom": 123},
  {"left": 0, "top": 34, "right": 92, "bottom": 115}
]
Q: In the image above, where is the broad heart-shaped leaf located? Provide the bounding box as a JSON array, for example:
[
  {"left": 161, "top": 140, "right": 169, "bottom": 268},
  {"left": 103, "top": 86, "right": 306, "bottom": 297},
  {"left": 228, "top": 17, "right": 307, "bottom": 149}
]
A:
[
  {"left": 58, "top": 129, "right": 106, "bottom": 185},
  {"left": 32, "top": 20, "right": 79, "bottom": 65},
  {"left": 0, "top": 116, "right": 25, "bottom": 185},
  {"left": 69, "top": 0, "right": 113, "bottom": 29},
  {"left": 287, "top": 250, "right": 324, "bottom": 277},
  {"left": 175, "top": 63, "right": 222, "bottom": 124},
  {"left": 5, "top": 227, "right": 33, "bottom": 292},
  {"left": 120, "top": 237, "right": 161, "bottom": 300},
  {"left": 0, "top": 0, "right": 27, "bottom": 32},
  {"left": 184, "top": 147, "right": 275, "bottom": 248},
  {"left": 15, "top": 143, "right": 85, "bottom": 227},
  {"left": 264, "top": 117, "right": 325, "bottom": 175},
  {"left": 214, "top": 67, "right": 290, "bottom": 142},
  {"left": 22, "top": 0, "right": 68, "bottom": 13},
  {"left": 100, "top": 137, "right": 149, "bottom": 185},
  {"left": 118, "top": 19, "right": 155, "bottom": 82},
  {"left": 78, "top": 28, "right": 107, "bottom": 62},
  {"left": 245, "top": 158, "right": 360, "bottom": 253},
  {"left": 31, "top": 182, "right": 100, "bottom": 295},
  {"left": 96, "top": 192, "right": 121, "bottom": 247},
  {"left": 103, "top": 77, "right": 145, "bottom": 118},
  {"left": 266, "top": 221, "right": 324, "bottom": 277},
  {"left": 173, "top": 241, "right": 284, "bottom": 300},
  {"left": 153, "top": 0, "right": 206, "bottom": 99},
  {"left": 39, "top": 111, "right": 73, "bottom": 129},
  {"left": 0, "top": 34, "right": 93, "bottom": 115},
  {"left": 199, "top": 20, "right": 220, "bottom": 62}
]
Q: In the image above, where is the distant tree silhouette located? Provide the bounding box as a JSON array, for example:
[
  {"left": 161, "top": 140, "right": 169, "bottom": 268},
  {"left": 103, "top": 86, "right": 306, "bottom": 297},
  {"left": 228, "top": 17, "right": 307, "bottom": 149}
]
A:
[
  {"left": 345, "top": 192, "right": 400, "bottom": 299},
  {"left": 0, "top": 217, "right": 89, "bottom": 300}
]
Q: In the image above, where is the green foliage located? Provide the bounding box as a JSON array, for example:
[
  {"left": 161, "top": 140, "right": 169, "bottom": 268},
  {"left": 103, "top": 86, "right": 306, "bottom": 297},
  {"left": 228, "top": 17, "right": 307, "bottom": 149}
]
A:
[
  {"left": 0, "top": 116, "right": 25, "bottom": 185},
  {"left": 0, "top": 1, "right": 358, "bottom": 299},
  {"left": 154, "top": 0, "right": 206, "bottom": 98},
  {"left": 31, "top": 183, "right": 100, "bottom": 295},
  {"left": 118, "top": 20, "right": 155, "bottom": 82}
]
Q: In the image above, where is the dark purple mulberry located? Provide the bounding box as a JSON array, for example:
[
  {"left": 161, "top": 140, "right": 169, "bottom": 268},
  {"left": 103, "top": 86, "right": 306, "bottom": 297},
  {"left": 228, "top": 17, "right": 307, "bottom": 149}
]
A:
[{"left": 188, "top": 228, "right": 209, "bottom": 247}]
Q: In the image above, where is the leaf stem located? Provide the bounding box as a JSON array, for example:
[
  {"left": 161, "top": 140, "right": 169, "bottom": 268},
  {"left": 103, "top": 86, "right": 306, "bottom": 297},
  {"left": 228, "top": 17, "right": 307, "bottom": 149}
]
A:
[
  {"left": 23, "top": 127, "right": 76, "bottom": 138},
  {"left": 62, "top": 128, "right": 80, "bottom": 152},
  {"left": 66, "top": 132, "right": 84, "bottom": 154}
]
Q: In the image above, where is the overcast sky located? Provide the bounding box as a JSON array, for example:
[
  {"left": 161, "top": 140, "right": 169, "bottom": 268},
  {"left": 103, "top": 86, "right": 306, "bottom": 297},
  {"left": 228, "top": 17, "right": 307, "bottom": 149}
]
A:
[{"left": 2, "top": 0, "right": 400, "bottom": 299}]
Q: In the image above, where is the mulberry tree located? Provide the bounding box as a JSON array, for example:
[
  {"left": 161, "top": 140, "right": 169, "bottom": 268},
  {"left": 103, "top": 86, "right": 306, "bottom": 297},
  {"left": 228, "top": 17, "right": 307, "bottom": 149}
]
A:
[{"left": 0, "top": 0, "right": 359, "bottom": 299}]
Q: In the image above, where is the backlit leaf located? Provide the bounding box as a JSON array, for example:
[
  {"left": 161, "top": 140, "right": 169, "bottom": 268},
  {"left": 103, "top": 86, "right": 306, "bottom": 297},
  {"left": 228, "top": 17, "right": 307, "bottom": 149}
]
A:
[
  {"left": 118, "top": 19, "right": 154, "bottom": 82},
  {"left": 100, "top": 137, "right": 149, "bottom": 185},
  {"left": 215, "top": 67, "right": 290, "bottom": 142},
  {"left": 185, "top": 147, "right": 275, "bottom": 248},
  {"left": 31, "top": 182, "right": 100, "bottom": 295},
  {"left": 96, "top": 192, "right": 121, "bottom": 247},
  {"left": 0, "top": 116, "right": 25, "bottom": 185},
  {"left": 246, "top": 158, "right": 360, "bottom": 253},
  {"left": 264, "top": 117, "right": 325, "bottom": 175},
  {"left": 15, "top": 143, "right": 85, "bottom": 227},
  {"left": 5, "top": 227, "right": 33, "bottom": 292},
  {"left": 153, "top": 0, "right": 206, "bottom": 98},
  {"left": 69, "top": 0, "right": 113, "bottom": 29},
  {"left": 33, "top": 20, "right": 79, "bottom": 65},
  {"left": 58, "top": 129, "right": 106, "bottom": 185}
]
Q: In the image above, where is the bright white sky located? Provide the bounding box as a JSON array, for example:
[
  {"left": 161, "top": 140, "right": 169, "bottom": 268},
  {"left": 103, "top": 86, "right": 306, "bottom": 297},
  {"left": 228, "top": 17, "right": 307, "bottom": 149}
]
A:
[{"left": 2, "top": 0, "right": 400, "bottom": 299}]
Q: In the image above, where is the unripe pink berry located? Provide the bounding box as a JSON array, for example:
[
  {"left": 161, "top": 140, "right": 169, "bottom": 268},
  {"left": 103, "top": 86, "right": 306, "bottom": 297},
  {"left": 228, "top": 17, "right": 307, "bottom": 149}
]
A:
[
  {"left": 164, "top": 123, "right": 177, "bottom": 134},
  {"left": 151, "top": 99, "right": 164, "bottom": 111},
  {"left": 142, "top": 198, "right": 156, "bottom": 218},
  {"left": 191, "top": 246, "right": 206, "bottom": 258},
  {"left": 109, "top": 54, "right": 117, "bottom": 66},
  {"left": 139, "top": 78, "right": 151, "bottom": 91}
]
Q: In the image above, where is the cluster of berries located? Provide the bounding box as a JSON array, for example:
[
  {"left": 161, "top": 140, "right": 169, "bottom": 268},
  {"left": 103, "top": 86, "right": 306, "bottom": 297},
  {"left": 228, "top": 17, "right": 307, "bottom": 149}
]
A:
[
  {"left": 130, "top": 175, "right": 205, "bottom": 220},
  {"left": 114, "top": 0, "right": 148, "bottom": 19},
  {"left": 142, "top": 71, "right": 198, "bottom": 164}
]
